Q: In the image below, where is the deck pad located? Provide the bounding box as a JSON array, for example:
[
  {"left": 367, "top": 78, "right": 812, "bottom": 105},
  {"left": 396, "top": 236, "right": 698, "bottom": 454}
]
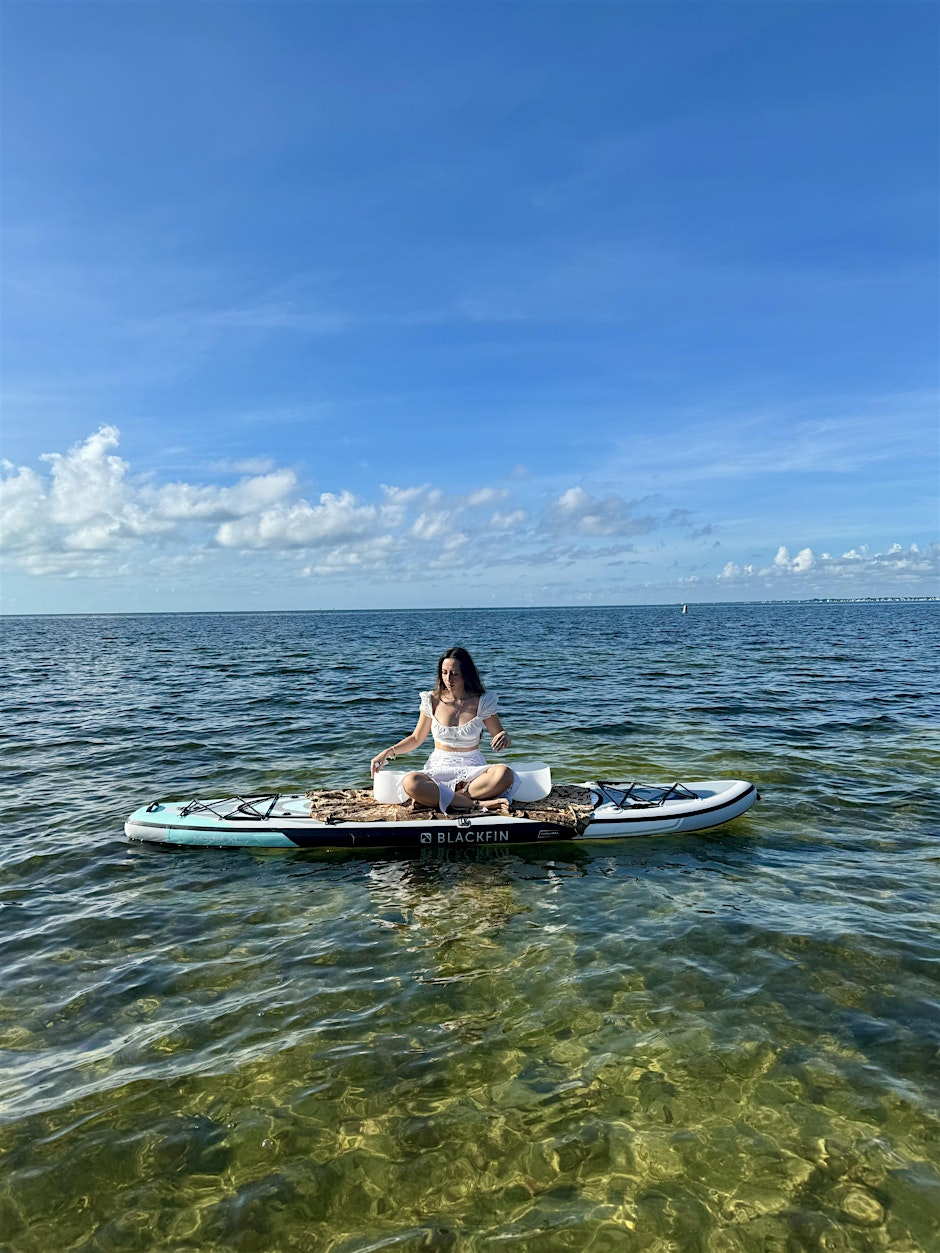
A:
[{"left": 306, "top": 784, "right": 596, "bottom": 833}]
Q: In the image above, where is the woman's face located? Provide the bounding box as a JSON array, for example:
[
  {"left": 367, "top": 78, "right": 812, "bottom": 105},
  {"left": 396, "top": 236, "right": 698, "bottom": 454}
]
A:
[{"left": 441, "top": 658, "right": 464, "bottom": 691}]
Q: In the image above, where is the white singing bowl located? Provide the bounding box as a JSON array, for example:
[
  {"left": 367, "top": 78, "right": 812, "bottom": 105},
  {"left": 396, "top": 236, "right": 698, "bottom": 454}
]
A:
[
  {"left": 371, "top": 761, "right": 552, "bottom": 806},
  {"left": 511, "top": 761, "right": 552, "bottom": 802},
  {"left": 372, "top": 769, "right": 407, "bottom": 805}
]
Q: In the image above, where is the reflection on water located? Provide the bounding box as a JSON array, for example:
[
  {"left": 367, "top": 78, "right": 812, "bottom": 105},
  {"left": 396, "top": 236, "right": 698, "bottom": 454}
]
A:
[{"left": 1, "top": 604, "right": 938, "bottom": 1249}]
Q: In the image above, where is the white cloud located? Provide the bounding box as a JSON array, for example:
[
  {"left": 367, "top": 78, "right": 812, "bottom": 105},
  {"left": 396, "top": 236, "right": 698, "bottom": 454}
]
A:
[
  {"left": 773, "top": 545, "right": 816, "bottom": 573},
  {"left": 42, "top": 425, "right": 159, "bottom": 546},
  {"left": 718, "top": 541, "right": 939, "bottom": 591},
  {"left": 0, "top": 428, "right": 532, "bottom": 582},
  {"left": 410, "top": 511, "right": 453, "bottom": 542},
  {"left": 301, "top": 535, "right": 397, "bottom": 576},
  {"left": 490, "top": 508, "right": 528, "bottom": 531},
  {"left": 0, "top": 428, "right": 305, "bottom": 571},
  {"left": 0, "top": 462, "right": 52, "bottom": 554},
  {"left": 154, "top": 469, "right": 298, "bottom": 521},
  {"left": 216, "top": 491, "right": 377, "bottom": 549},
  {"left": 2, "top": 427, "right": 168, "bottom": 564},
  {"left": 379, "top": 484, "right": 440, "bottom": 528},
  {"left": 3, "top": 428, "right": 936, "bottom": 604},
  {"left": 465, "top": 487, "right": 507, "bottom": 508},
  {"left": 542, "top": 486, "right": 657, "bottom": 538},
  {"left": 210, "top": 456, "right": 277, "bottom": 475}
]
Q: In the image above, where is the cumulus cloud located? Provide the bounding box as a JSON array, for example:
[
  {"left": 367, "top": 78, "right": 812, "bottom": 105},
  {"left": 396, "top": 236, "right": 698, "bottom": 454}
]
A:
[
  {"left": 215, "top": 491, "right": 379, "bottom": 550},
  {"left": 0, "top": 427, "right": 538, "bottom": 582},
  {"left": 718, "top": 541, "right": 939, "bottom": 591},
  {"left": 542, "top": 486, "right": 657, "bottom": 538},
  {"left": 301, "top": 535, "right": 397, "bottom": 577},
  {"left": 0, "top": 428, "right": 311, "bottom": 573},
  {"left": 379, "top": 484, "right": 441, "bottom": 529},
  {"left": 154, "top": 469, "right": 298, "bottom": 521},
  {"left": 8, "top": 427, "right": 932, "bottom": 603},
  {"left": 465, "top": 487, "right": 508, "bottom": 508},
  {"left": 774, "top": 545, "right": 816, "bottom": 574},
  {"left": 410, "top": 511, "right": 453, "bottom": 542},
  {"left": 490, "top": 508, "right": 528, "bottom": 531},
  {"left": 2, "top": 427, "right": 164, "bottom": 568},
  {"left": 0, "top": 463, "right": 53, "bottom": 555}
]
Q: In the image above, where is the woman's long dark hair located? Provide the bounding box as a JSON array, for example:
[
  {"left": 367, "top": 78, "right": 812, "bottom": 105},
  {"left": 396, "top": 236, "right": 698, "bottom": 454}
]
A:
[{"left": 433, "top": 647, "right": 485, "bottom": 698}]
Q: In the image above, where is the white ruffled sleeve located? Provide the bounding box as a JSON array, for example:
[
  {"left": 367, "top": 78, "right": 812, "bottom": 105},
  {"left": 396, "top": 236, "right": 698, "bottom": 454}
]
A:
[
  {"left": 478, "top": 690, "right": 498, "bottom": 719},
  {"left": 419, "top": 691, "right": 434, "bottom": 718}
]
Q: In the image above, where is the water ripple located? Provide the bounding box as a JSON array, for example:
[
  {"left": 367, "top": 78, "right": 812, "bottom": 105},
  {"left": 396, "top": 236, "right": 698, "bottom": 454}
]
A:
[{"left": 1, "top": 604, "right": 938, "bottom": 1249}]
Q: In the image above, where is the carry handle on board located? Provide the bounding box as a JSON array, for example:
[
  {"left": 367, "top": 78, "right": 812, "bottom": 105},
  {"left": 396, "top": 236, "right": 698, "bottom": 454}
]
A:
[{"left": 373, "top": 760, "right": 552, "bottom": 806}]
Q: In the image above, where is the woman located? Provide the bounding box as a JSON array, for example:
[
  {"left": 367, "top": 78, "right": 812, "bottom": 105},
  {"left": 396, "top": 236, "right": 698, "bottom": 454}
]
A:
[{"left": 370, "top": 647, "right": 516, "bottom": 814}]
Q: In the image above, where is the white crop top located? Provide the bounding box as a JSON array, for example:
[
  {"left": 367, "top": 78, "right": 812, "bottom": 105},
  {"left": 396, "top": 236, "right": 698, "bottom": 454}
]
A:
[{"left": 420, "top": 689, "right": 498, "bottom": 748}]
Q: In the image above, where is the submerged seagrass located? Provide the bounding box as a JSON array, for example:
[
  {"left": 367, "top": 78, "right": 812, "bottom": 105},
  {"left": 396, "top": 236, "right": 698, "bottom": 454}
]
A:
[{"left": 1, "top": 604, "right": 938, "bottom": 1251}]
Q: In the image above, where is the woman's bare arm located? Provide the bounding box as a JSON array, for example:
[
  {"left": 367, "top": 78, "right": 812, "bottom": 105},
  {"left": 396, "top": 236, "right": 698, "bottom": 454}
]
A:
[
  {"left": 370, "top": 714, "right": 432, "bottom": 776},
  {"left": 484, "top": 714, "right": 511, "bottom": 752}
]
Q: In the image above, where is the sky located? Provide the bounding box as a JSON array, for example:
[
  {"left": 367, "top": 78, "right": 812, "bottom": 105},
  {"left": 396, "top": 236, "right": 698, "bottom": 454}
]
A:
[{"left": 1, "top": 0, "right": 937, "bottom": 613}]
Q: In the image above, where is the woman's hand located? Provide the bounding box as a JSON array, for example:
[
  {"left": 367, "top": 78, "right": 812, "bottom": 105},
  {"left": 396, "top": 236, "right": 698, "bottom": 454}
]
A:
[
  {"left": 490, "top": 730, "right": 510, "bottom": 752},
  {"left": 370, "top": 750, "right": 393, "bottom": 777}
]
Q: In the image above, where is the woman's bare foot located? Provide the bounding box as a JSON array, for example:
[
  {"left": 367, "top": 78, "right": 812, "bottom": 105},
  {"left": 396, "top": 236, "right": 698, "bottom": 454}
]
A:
[
  {"left": 408, "top": 797, "right": 439, "bottom": 813},
  {"left": 475, "top": 796, "right": 510, "bottom": 816}
]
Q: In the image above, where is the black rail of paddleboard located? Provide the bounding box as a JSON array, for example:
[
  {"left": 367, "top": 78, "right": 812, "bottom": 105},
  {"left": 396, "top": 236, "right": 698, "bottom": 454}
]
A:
[{"left": 127, "top": 819, "right": 579, "bottom": 848}]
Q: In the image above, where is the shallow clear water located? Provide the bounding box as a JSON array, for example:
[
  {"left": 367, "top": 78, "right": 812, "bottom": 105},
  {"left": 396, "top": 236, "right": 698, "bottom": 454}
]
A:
[{"left": 1, "top": 604, "right": 938, "bottom": 1251}]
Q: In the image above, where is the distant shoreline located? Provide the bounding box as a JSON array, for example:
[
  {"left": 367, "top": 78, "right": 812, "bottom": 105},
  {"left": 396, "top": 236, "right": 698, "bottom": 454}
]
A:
[
  {"left": 1, "top": 597, "right": 936, "bottom": 618},
  {"left": 756, "top": 596, "right": 938, "bottom": 604}
]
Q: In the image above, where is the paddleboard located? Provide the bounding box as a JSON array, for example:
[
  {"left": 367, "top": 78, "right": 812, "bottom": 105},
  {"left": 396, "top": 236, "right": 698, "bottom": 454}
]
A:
[{"left": 124, "top": 769, "right": 758, "bottom": 850}]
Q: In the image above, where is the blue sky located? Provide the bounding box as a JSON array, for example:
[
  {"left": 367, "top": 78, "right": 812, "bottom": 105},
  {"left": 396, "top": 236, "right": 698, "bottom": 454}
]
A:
[{"left": 2, "top": 1, "right": 937, "bottom": 612}]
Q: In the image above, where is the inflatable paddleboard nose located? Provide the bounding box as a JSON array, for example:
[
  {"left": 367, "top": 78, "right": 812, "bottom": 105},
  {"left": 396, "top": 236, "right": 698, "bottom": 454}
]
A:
[{"left": 372, "top": 761, "right": 552, "bottom": 805}]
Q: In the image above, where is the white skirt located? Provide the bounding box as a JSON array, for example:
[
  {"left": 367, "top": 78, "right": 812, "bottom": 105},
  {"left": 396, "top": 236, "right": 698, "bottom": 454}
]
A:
[{"left": 396, "top": 749, "right": 517, "bottom": 812}]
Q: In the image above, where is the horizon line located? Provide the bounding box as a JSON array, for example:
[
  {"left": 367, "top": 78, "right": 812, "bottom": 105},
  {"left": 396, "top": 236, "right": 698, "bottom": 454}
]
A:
[{"left": 1, "top": 596, "right": 937, "bottom": 619}]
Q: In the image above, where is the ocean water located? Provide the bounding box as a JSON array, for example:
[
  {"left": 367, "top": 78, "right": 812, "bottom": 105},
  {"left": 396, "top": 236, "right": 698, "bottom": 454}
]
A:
[{"left": 1, "top": 603, "right": 938, "bottom": 1252}]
